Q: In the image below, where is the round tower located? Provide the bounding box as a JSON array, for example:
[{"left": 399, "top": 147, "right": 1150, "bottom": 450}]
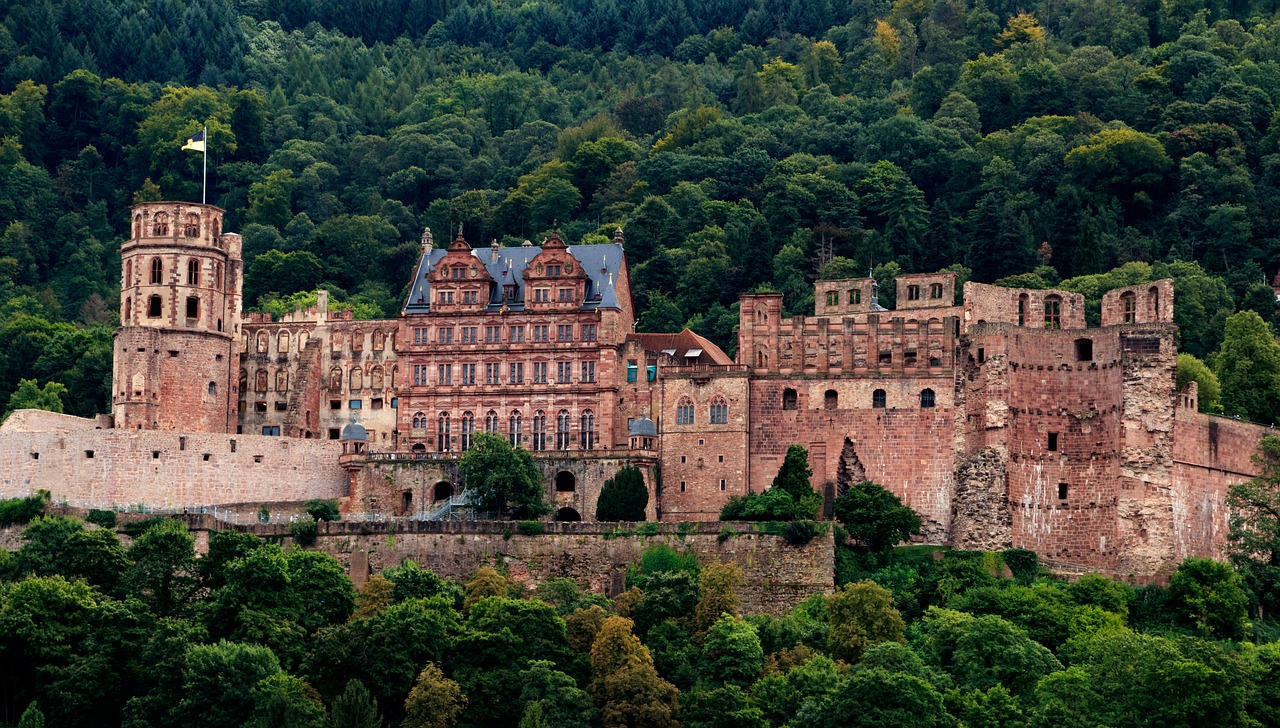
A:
[{"left": 113, "top": 202, "right": 243, "bottom": 432}]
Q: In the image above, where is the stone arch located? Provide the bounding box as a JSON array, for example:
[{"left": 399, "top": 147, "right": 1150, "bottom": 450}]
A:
[
  {"left": 152, "top": 212, "right": 169, "bottom": 236},
  {"left": 555, "top": 471, "right": 576, "bottom": 492},
  {"left": 555, "top": 507, "right": 581, "bottom": 522},
  {"left": 433, "top": 481, "right": 453, "bottom": 502},
  {"left": 257, "top": 330, "right": 269, "bottom": 353},
  {"left": 184, "top": 213, "right": 200, "bottom": 237},
  {"left": 298, "top": 330, "right": 309, "bottom": 349},
  {"left": 824, "top": 389, "right": 838, "bottom": 410}
]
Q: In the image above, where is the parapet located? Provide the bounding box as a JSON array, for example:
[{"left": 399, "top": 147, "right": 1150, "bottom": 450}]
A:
[
  {"left": 1100, "top": 279, "right": 1174, "bottom": 327},
  {"left": 963, "top": 282, "right": 1086, "bottom": 331},
  {"left": 895, "top": 272, "right": 957, "bottom": 310}
]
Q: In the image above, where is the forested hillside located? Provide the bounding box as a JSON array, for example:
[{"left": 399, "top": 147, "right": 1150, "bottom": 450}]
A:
[{"left": 3, "top": 0, "right": 1280, "bottom": 419}]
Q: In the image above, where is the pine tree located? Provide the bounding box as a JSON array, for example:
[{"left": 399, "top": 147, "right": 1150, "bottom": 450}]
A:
[
  {"left": 595, "top": 466, "right": 649, "bottom": 521},
  {"left": 330, "top": 679, "right": 382, "bottom": 728}
]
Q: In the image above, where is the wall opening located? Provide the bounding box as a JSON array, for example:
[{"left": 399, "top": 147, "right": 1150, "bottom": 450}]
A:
[
  {"left": 1048, "top": 432, "right": 1058, "bottom": 451},
  {"left": 977, "top": 348, "right": 985, "bottom": 364},
  {"left": 920, "top": 389, "right": 936, "bottom": 408},
  {"left": 782, "top": 388, "right": 797, "bottom": 410},
  {"left": 872, "top": 389, "right": 886, "bottom": 408},
  {"left": 148, "top": 295, "right": 162, "bottom": 317},
  {"left": 401, "top": 490, "right": 413, "bottom": 515},
  {"left": 1058, "top": 483, "right": 1068, "bottom": 500},
  {"left": 824, "top": 390, "right": 838, "bottom": 410},
  {"left": 1074, "top": 338, "right": 1093, "bottom": 362},
  {"left": 555, "top": 471, "right": 577, "bottom": 492},
  {"left": 433, "top": 481, "right": 452, "bottom": 502},
  {"left": 556, "top": 507, "right": 581, "bottom": 522},
  {"left": 186, "top": 296, "right": 199, "bottom": 319}
]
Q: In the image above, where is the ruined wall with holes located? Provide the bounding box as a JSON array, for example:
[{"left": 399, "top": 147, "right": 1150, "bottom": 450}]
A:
[
  {"left": 0, "top": 428, "right": 346, "bottom": 506},
  {"left": 963, "top": 282, "right": 1087, "bottom": 330}
]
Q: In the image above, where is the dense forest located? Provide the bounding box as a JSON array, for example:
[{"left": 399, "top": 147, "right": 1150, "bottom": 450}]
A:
[
  {"left": 6, "top": 0, "right": 1280, "bottom": 420},
  {"left": 3, "top": 466, "right": 1280, "bottom": 728}
]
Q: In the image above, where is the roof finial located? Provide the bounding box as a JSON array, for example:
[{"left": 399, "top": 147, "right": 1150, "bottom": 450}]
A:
[{"left": 421, "top": 226, "right": 433, "bottom": 253}]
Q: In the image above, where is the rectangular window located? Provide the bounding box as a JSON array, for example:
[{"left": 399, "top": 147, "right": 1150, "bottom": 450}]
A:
[
  {"left": 533, "top": 361, "right": 548, "bottom": 383},
  {"left": 557, "top": 361, "right": 571, "bottom": 383},
  {"left": 274, "top": 401, "right": 287, "bottom": 412},
  {"left": 486, "top": 363, "right": 500, "bottom": 384},
  {"left": 486, "top": 326, "right": 501, "bottom": 343},
  {"left": 581, "top": 324, "right": 597, "bottom": 342},
  {"left": 647, "top": 364, "right": 656, "bottom": 382},
  {"left": 349, "top": 399, "right": 362, "bottom": 409},
  {"left": 509, "top": 362, "right": 524, "bottom": 384},
  {"left": 255, "top": 401, "right": 267, "bottom": 412},
  {"left": 1058, "top": 483, "right": 1069, "bottom": 500},
  {"left": 1045, "top": 298, "right": 1062, "bottom": 330},
  {"left": 581, "top": 361, "right": 595, "bottom": 383},
  {"left": 907, "top": 285, "right": 920, "bottom": 301},
  {"left": 558, "top": 288, "right": 573, "bottom": 302},
  {"left": 438, "top": 290, "right": 454, "bottom": 304},
  {"left": 534, "top": 288, "right": 549, "bottom": 302},
  {"left": 328, "top": 428, "right": 340, "bottom": 439},
  {"left": 509, "top": 326, "right": 524, "bottom": 343},
  {"left": 461, "top": 363, "right": 476, "bottom": 385},
  {"left": 1048, "top": 433, "right": 1059, "bottom": 451},
  {"left": 262, "top": 426, "right": 280, "bottom": 436},
  {"left": 930, "top": 283, "right": 944, "bottom": 299},
  {"left": 547, "top": 264, "right": 561, "bottom": 276},
  {"left": 462, "top": 290, "right": 477, "bottom": 304},
  {"left": 439, "top": 328, "right": 454, "bottom": 344},
  {"left": 185, "top": 296, "right": 199, "bottom": 318},
  {"left": 849, "top": 289, "right": 861, "bottom": 304},
  {"left": 371, "top": 398, "right": 383, "bottom": 409},
  {"left": 557, "top": 325, "right": 573, "bottom": 342},
  {"left": 627, "top": 361, "right": 638, "bottom": 382},
  {"left": 533, "top": 325, "right": 548, "bottom": 342},
  {"left": 826, "top": 291, "right": 837, "bottom": 306},
  {"left": 330, "top": 399, "right": 341, "bottom": 410},
  {"left": 438, "top": 364, "right": 452, "bottom": 385},
  {"left": 461, "top": 327, "right": 477, "bottom": 344}
]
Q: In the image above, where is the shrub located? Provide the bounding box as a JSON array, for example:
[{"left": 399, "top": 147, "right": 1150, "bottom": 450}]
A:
[
  {"left": 783, "top": 520, "right": 824, "bottom": 546},
  {"left": 636, "top": 522, "right": 660, "bottom": 537},
  {"left": 833, "top": 481, "right": 922, "bottom": 552},
  {"left": 122, "top": 516, "right": 169, "bottom": 538},
  {"left": 290, "top": 518, "right": 318, "bottom": 546},
  {"left": 718, "top": 526, "right": 739, "bottom": 543},
  {"left": 86, "top": 509, "right": 118, "bottom": 529},
  {"left": 1002, "top": 548, "right": 1039, "bottom": 583},
  {"left": 0, "top": 490, "right": 49, "bottom": 526},
  {"left": 305, "top": 499, "right": 341, "bottom": 521},
  {"left": 517, "top": 520, "right": 546, "bottom": 536}
]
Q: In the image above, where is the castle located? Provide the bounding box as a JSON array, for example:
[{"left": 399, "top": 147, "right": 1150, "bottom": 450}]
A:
[{"left": 0, "top": 200, "right": 1270, "bottom": 580}]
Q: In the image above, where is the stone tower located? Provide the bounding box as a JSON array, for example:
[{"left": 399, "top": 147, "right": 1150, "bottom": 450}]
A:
[{"left": 113, "top": 202, "right": 243, "bottom": 432}]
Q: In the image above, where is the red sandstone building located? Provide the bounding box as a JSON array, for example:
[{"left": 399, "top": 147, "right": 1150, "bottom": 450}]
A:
[{"left": 4, "top": 199, "right": 1258, "bottom": 578}]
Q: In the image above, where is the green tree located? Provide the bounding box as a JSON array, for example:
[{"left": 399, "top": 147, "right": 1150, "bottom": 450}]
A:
[
  {"left": 125, "top": 517, "right": 197, "bottom": 617},
  {"left": 4, "top": 378, "right": 68, "bottom": 418},
  {"left": 247, "top": 673, "right": 329, "bottom": 728},
  {"left": 596, "top": 466, "right": 649, "bottom": 521},
  {"left": 1214, "top": 310, "right": 1280, "bottom": 424},
  {"left": 771, "top": 445, "right": 822, "bottom": 517},
  {"left": 701, "top": 614, "right": 764, "bottom": 686},
  {"left": 826, "top": 580, "right": 906, "bottom": 663},
  {"left": 329, "top": 679, "right": 382, "bottom": 728},
  {"left": 793, "top": 667, "right": 948, "bottom": 728},
  {"left": 518, "top": 660, "right": 598, "bottom": 728},
  {"left": 693, "top": 562, "right": 744, "bottom": 637},
  {"left": 1227, "top": 435, "right": 1280, "bottom": 619},
  {"left": 459, "top": 432, "right": 548, "bottom": 518},
  {"left": 17, "top": 702, "right": 44, "bottom": 728},
  {"left": 832, "top": 481, "right": 922, "bottom": 553},
  {"left": 1167, "top": 557, "right": 1249, "bottom": 639},
  {"left": 177, "top": 641, "right": 283, "bottom": 728},
  {"left": 402, "top": 663, "right": 465, "bottom": 728}
]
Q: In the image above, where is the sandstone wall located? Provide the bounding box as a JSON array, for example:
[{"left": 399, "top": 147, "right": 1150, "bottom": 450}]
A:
[
  {"left": 1171, "top": 408, "right": 1269, "bottom": 562},
  {"left": 235, "top": 520, "right": 835, "bottom": 616},
  {"left": 0, "top": 429, "right": 346, "bottom": 507}
]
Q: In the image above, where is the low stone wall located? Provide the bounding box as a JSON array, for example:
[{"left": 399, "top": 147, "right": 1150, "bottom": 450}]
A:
[{"left": 224, "top": 519, "right": 836, "bottom": 616}]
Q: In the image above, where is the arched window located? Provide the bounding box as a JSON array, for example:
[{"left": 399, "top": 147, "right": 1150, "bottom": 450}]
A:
[
  {"left": 275, "top": 370, "right": 288, "bottom": 392},
  {"left": 278, "top": 330, "right": 290, "bottom": 352},
  {"left": 437, "top": 412, "right": 451, "bottom": 452},
  {"left": 184, "top": 213, "right": 200, "bottom": 237},
  {"left": 930, "top": 282, "right": 943, "bottom": 299},
  {"left": 556, "top": 409, "right": 571, "bottom": 450},
  {"left": 677, "top": 397, "right": 695, "bottom": 425},
  {"left": 532, "top": 410, "right": 546, "bottom": 451},
  {"left": 152, "top": 212, "right": 169, "bottom": 236},
  {"left": 124, "top": 297, "right": 132, "bottom": 321},
  {"left": 581, "top": 410, "right": 594, "bottom": 450},
  {"left": 329, "top": 367, "right": 342, "bottom": 391},
  {"left": 298, "top": 331, "right": 309, "bottom": 349},
  {"left": 352, "top": 329, "right": 364, "bottom": 352},
  {"left": 755, "top": 305, "right": 767, "bottom": 324},
  {"left": 255, "top": 369, "right": 268, "bottom": 392},
  {"left": 125, "top": 259, "right": 132, "bottom": 285},
  {"left": 208, "top": 381, "right": 217, "bottom": 396},
  {"left": 238, "top": 369, "right": 247, "bottom": 393},
  {"left": 1018, "top": 293, "right": 1028, "bottom": 326},
  {"left": 133, "top": 215, "right": 142, "bottom": 238},
  {"left": 920, "top": 389, "right": 936, "bottom": 408},
  {"left": 350, "top": 367, "right": 363, "bottom": 391},
  {"left": 782, "top": 388, "right": 797, "bottom": 411},
  {"left": 1121, "top": 291, "right": 1137, "bottom": 323},
  {"left": 709, "top": 396, "right": 728, "bottom": 424},
  {"left": 215, "top": 262, "right": 223, "bottom": 288},
  {"left": 509, "top": 410, "right": 522, "bottom": 446},
  {"left": 150, "top": 258, "right": 163, "bottom": 284},
  {"left": 412, "top": 412, "right": 426, "bottom": 429},
  {"left": 873, "top": 389, "right": 887, "bottom": 408},
  {"left": 1149, "top": 286, "right": 1160, "bottom": 318},
  {"left": 756, "top": 350, "right": 768, "bottom": 368},
  {"left": 824, "top": 390, "right": 838, "bottom": 410},
  {"left": 389, "top": 365, "right": 398, "bottom": 388},
  {"left": 1044, "top": 295, "right": 1062, "bottom": 330},
  {"left": 370, "top": 365, "right": 384, "bottom": 389},
  {"left": 147, "top": 295, "right": 162, "bottom": 317},
  {"left": 257, "top": 331, "right": 269, "bottom": 353},
  {"left": 486, "top": 409, "right": 499, "bottom": 433},
  {"left": 461, "top": 411, "right": 474, "bottom": 451}
]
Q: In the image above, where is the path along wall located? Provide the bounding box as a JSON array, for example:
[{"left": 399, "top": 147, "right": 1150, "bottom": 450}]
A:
[
  {"left": 225, "top": 520, "right": 835, "bottom": 616},
  {"left": 0, "top": 427, "right": 346, "bottom": 508}
]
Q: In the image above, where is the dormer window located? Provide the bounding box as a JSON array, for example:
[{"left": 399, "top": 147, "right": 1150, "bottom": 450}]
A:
[
  {"left": 504, "top": 284, "right": 517, "bottom": 300},
  {"left": 451, "top": 266, "right": 465, "bottom": 279},
  {"left": 547, "top": 264, "right": 561, "bottom": 276}
]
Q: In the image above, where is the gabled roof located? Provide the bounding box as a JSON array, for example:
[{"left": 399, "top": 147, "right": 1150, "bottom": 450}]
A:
[
  {"left": 626, "top": 329, "right": 734, "bottom": 365},
  {"left": 402, "top": 242, "right": 626, "bottom": 315}
]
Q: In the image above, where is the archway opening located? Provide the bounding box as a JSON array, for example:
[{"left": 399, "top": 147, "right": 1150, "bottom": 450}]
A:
[
  {"left": 433, "top": 481, "right": 453, "bottom": 502},
  {"left": 556, "top": 507, "right": 581, "bottom": 522},
  {"left": 555, "top": 471, "right": 576, "bottom": 492},
  {"left": 412, "top": 443, "right": 426, "bottom": 454},
  {"left": 400, "top": 490, "right": 413, "bottom": 515}
]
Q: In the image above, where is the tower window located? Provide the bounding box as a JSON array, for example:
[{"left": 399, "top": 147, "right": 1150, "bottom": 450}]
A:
[
  {"left": 187, "top": 259, "right": 200, "bottom": 285},
  {"left": 207, "top": 382, "right": 217, "bottom": 396},
  {"left": 148, "top": 295, "right": 162, "bottom": 317},
  {"left": 872, "top": 389, "right": 886, "bottom": 408},
  {"left": 1122, "top": 292, "right": 1137, "bottom": 324},
  {"left": 1044, "top": 296, "right": 1062, "bottom": 330},
  {"left": 186, "top": 296, "right": 199, "bottom": 319},
  {"left": 1074, "top": 338, "right": 1093, "bottom": 362},
  {"left": 150, "top": 258, "right": 163, "bottom": 284},
  {"left": 1048, "top": 432, "right": 1058, "bottom": 451},
  {"left": 782, "top": 388, "right": 797, "bottom": 411},
  {"left": 920, "top": 389, "right": 936, "bottom": 408}
]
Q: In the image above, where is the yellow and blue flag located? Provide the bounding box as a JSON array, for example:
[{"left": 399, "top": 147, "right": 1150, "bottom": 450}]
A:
[{"left": 181, "top": 130, "right": 206, "bottom": 152}]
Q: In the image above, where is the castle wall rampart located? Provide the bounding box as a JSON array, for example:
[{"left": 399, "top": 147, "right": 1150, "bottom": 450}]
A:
[
  {"left": 1171, "top": 408, "right": 1269, "bottom": 562},
  {"left": 0, "top": 429, "right": 346, "bottom": 507}
]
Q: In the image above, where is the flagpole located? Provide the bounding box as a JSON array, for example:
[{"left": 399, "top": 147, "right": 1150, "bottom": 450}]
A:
[{"left": 202, "top": 124, "right": 207, "bottom": 205}]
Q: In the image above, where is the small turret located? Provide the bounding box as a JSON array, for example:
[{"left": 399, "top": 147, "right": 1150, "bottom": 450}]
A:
[{"left": 421, "top": 227, "right": 434, "bottom": 254}]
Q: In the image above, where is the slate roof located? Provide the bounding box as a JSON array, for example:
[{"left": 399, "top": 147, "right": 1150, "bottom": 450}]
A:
[{"left": 402, "top": 242, "right": 627, "bottom": 315}]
